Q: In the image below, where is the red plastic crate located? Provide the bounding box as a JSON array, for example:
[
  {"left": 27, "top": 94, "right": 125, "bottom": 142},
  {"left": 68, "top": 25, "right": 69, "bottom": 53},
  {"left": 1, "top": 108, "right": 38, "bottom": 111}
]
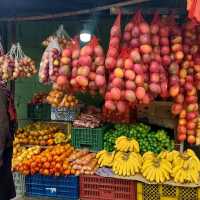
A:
[{"left": 80, "top": 175, "right": 137, "bottom": 200}]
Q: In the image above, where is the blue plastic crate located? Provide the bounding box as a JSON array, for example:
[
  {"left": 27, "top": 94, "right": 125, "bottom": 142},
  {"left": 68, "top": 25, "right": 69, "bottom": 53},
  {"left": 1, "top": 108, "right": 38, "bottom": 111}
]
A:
[{"left": 25, "top": 174, "right": 79, "bottom": 200}]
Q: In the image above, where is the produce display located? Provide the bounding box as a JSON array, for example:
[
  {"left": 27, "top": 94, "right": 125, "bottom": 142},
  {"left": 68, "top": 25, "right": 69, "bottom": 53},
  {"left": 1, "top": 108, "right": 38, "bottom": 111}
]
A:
[
  {"left": 14, "top": 122, "right": 68, "bottom": 146},
  {"left": 97, "top": 136, "right": 200, "bottom": 183},
  {"left": 10, "top": 11, "right": 200, "bottom": 198},
  {"left": 47, "top": 89, "right": 78, "bottom": 108},
  {"left": 104, "top": 123, "right": 174, "bottom": 153},
  {"left": 0, "top": 43, "right": 37, "bottom": 81},
  {"left": 29, "top": 92, "right": 48, "bottom": 105},
  {"left": 13, "top": 144, "right": 98, "bottom": 176}
]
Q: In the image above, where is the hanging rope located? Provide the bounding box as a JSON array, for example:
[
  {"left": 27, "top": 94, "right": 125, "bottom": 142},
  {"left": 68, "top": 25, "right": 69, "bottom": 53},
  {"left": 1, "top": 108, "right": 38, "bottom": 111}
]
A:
[{"left": 0, "top": 0, "right": 150, "bottom": 22}]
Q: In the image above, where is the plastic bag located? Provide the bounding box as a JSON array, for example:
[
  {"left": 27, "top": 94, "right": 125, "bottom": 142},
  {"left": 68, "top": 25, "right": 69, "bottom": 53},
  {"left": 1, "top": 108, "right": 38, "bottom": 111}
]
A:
[
  {"left": 39, "top": 39, "right": 61, "bottom": 84},
  {"left": 72, "top": 36, "right": 106, "bottom": 95},
  {"left": 187, "top": 0, "right": 200, "bottom": 23},
  {"left": 105, "top": 12, "right": 121, "bottom": 69}
]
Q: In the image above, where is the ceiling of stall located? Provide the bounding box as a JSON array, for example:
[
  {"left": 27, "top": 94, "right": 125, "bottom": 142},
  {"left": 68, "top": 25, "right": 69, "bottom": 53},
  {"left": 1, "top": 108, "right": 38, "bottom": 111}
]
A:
[{"left": 0, "top": 0, "right": 187, "bottom": 20}]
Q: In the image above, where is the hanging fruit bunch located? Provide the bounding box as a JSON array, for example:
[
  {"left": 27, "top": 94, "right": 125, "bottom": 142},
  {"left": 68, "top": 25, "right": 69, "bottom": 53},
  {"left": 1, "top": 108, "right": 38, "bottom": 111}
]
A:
[
  {"left": 39, "top": 39, "right": 61, "bottom": 84},
  {"left": 105, "top": 13, "right": 121, "bottom": 70},
  {"left": 104, "top": 13, "right": 124, "bottom": 113},
  {"left": 42, "top": 25, "right": 71, "bottom": 49},
  {"left": 167, "top": 17, "right": 200, "bottom": 144},
  {"left": 70, "top": 37, "right": 80, "bottom": 92},
  {"left": 71, "top": 36, "right": 106, "bottom": 96},
  {"left": 0, "top": 43, "right": 37, "bottom": 81}
]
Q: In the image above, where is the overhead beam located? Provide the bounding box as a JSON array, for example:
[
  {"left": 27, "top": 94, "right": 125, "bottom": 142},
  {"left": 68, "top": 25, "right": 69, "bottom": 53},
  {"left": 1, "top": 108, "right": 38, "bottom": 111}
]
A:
[
  {"left": 110, "top": 7, "right": 186, "bottom": 16},
  {"left": 0, "top": 0, "right": 151, "bottom": 22}
]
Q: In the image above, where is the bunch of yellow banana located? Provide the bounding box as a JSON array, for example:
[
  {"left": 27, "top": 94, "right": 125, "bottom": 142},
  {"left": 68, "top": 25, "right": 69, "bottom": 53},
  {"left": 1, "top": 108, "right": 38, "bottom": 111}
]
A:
[
  {"left": 142, "top": 152, "right": 172, "bottom": 183},
  {"left": 171, "top": 149, "right": 200, "bottom": 183},
  {"left": 112, "top": 151, "right": 142, "bottom": 176},
  {"left": 115, "top": 136, "right": 139, "bottom": 153},
  {"left": 54, "top": 132, "right": 67, "bottom": 144},
  {"left": 96, "top": 150, "right": 115, "bottom": 167},
  {"left": 158, "top": 150, "right": 179, "bottom": 163}
]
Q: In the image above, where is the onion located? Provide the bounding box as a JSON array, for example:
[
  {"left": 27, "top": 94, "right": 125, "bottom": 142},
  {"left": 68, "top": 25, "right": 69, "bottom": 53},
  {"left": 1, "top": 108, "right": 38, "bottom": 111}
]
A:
[
  {"left": 131, "top": 26, "right": 140, "bottom": 37},
  {"left": 105, "top": 57, "right": 116, "bottom": 69},
  {"left": 94, "top": 45, "right": 104, "bottom": 57},
  {"left": 151, "top": 35, "right": 160, "bottom": 46},
  {"left": 111, "top": 25, "right": 120, "bottom": 37},
  {"left": 133, "top": 64, "right": 143, "bottom": 74},
  {"left": 124, "top": 58, "right": 133, "bottom": 69},
  {"left": 150, "top": 61, "right": 160, "bottom": 73},
  {"left": 125, "top": 22, "right": 133, "bottom": 31},
  {"left": 107, "top": 47, "right": 118, "bottom": 58},
  {"left": 123, "top": 32, "right": 131, "bottom": 41},
  {"left": 95, "top": 57, "right": 104, "bottom": 66},
  {"left": 79, "top": 56, "right": 92, "bottom": 66},
  {"left": 161, "top": 46, "right": 170, "bottom": 55},
  {"left": 110, "top": 37, "right": 120, "bottom": 48},
  {"left": 160, "top": 27, "right": 169, "bottom": 37},
  {"left": 140, "top": 34, "right": 151, "bottom": 44},
  {"left": 130, "top": 38, "right": 140, "bottom": 48},
  {"left": 116, "top": 58, "right": 124, "bottom": 68},
  {"left": 140, "top": 45, "right": 152, "bottom": 54},
  {"left": 160, "top": 37, "right": 169, "bottom": 46},
  {"left": 130, "top": 50, "right": 141, "bottom": 63},
  {"left": 142, "top": 54, "right": 151, "bottom": 64},
  {"left": 151, "top": 24, "right": 159, "bottom": 34},
  {"left": 80, "top": 45, "right": 93, "bottom": 56},
  {"left": 139, "top": 22, "right": 150, "bottom": 34}
]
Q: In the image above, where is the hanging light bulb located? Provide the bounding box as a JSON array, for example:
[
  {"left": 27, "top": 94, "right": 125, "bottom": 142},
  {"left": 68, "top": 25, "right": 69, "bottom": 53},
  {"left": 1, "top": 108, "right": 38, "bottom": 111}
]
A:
[{"left": 80, "top": 31, "right": 91, "bottom": 43}]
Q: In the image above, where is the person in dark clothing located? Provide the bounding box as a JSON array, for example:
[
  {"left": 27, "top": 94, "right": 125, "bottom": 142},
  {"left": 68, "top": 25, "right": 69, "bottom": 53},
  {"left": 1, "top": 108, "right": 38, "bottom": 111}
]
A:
[{"left": 0, "top": 82, "right": 17, "bottom": 200}]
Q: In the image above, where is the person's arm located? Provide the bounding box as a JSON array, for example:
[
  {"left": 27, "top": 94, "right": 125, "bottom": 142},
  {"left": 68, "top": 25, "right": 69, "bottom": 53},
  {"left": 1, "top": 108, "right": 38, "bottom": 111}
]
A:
[{"left": 0, "top": 89, "right": 9, "bottom": 166}]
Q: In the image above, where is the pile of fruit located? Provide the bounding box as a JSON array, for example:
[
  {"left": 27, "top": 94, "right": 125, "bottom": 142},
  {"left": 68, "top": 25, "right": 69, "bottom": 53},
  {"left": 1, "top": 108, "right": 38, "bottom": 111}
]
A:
[
  {"left": 12, "top": 146, "right": 41, "bottom": 171},
  {"left": 104, "top": 123, "right": 174, "bottom": 154},
  {"left": 0, "top": 43, "right": 37, "bottom": 81},
  {"left": 14, "top": 123, "right": 67, "bottom": 146},
  {"left": 13, "top": 144, "right": 98, "bottom": 176},
  {"left": 47, "top": 89, "right": 78, "bottom": 108},
  {"left": 97, "top": 136, "right": 200, "bottom": 183},
  {"left": 29, "top": 92, "right": 48, "bottom": 105}
]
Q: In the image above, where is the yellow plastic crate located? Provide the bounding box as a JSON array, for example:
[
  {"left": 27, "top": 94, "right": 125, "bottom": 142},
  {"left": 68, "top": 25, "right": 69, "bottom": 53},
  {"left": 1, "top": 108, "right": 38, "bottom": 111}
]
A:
[{"left": 137, "top": 182, "right": 200, "bottom": 200}]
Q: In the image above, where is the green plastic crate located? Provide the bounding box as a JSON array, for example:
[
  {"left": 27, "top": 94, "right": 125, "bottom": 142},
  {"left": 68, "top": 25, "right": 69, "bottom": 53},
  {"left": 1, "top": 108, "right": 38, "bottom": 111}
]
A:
[
  {"left": 27, "top": 103, "right": 51, "bottom": 121},
  {"left": 72, "top": 127, "right": 105, "bottom": 152}
]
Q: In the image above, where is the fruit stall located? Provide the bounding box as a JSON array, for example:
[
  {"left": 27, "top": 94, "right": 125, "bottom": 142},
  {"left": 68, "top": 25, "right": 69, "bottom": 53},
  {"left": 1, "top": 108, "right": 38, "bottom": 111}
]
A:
[{"left": 1, "top": 0, "right": 200, "bottom": 200}]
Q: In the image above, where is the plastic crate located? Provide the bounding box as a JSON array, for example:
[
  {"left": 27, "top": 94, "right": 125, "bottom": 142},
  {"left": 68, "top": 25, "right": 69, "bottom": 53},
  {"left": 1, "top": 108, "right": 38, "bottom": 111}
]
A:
[
  {"left": 80, "top": 175, "right": 137, "bottom": 200},
  {"left": 13, "top": 172, "right": 25, "bottom": 196},
  {"left": 27, "top": 103, "right": 51, "bottom": 121},
  {"left": 72, "top": 127, "right": 105, "bottom": 152},
  {"left": 137, "top": 182, "right": 200, "bottom": 200},
  {"left": 51, "top": 107, "right": 80, "bottom": 122},
  {"left": 25, "top": 174, "right": 79, "bottom": 200}
]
